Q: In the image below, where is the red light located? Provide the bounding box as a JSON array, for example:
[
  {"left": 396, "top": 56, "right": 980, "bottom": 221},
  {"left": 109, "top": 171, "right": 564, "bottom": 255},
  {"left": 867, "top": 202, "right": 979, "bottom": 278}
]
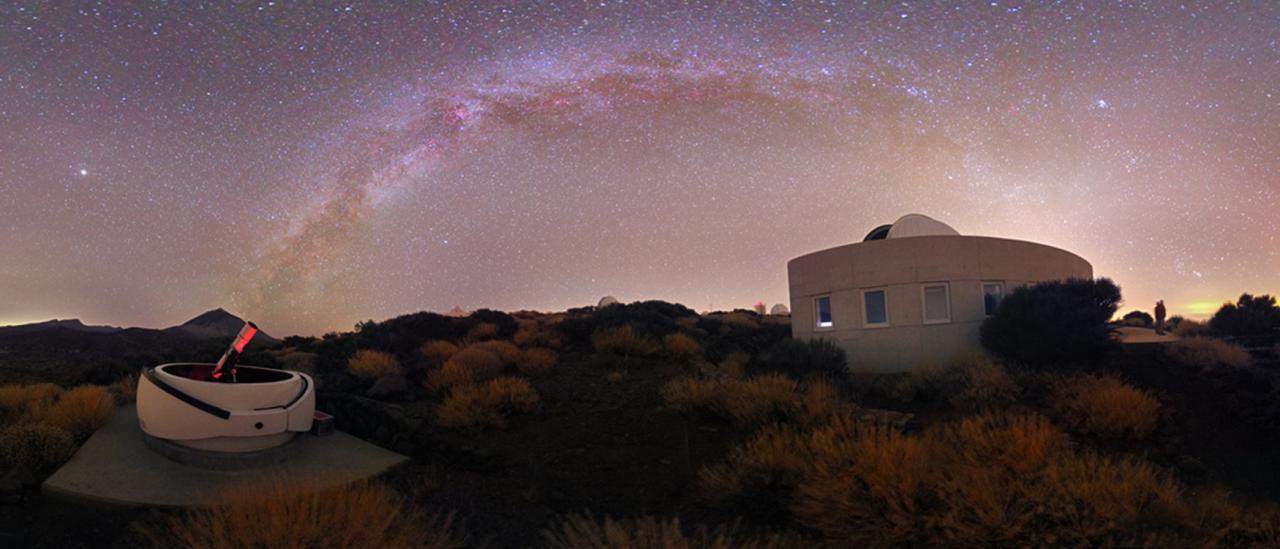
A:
[{"left": 233, "top": 324, "right": 258, "bottom": 352}]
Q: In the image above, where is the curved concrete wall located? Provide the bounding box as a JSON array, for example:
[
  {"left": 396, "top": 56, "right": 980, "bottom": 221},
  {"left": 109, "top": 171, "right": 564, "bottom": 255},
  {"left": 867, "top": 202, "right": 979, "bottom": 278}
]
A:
[{"left": 787, "top": 235, "right": 1092, "bottom": 372}]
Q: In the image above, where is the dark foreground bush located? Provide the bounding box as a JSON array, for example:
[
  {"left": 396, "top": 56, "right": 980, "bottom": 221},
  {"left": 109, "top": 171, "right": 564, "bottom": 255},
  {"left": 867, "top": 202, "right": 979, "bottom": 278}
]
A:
[
  {"left": 756, "top": 339, "right": 848, "bottom": 381},
  {"left": 543, "top": 514, "right": 808, "bottom": 548},
  {"left": 1210, "top": 293, "right": 1280, "bottom": 337},
  {"left": 980, "top": 278, "right": 1121, "bottom": 366}
]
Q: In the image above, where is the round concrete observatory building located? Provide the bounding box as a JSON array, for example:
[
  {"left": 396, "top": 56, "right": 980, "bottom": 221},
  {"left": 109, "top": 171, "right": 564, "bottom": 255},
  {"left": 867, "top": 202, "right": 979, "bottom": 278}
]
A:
[{"left": 786, "top": 214, "right": 1092, "bottom": 372}]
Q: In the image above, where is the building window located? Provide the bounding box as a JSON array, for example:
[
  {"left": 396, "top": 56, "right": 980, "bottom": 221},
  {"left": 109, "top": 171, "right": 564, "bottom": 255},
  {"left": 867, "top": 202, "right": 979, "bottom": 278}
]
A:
[
  {"left": 983, "top": 282, "right": 1005, "bottom": 316},
  {"left": 814, "top": 296, "right": 833, "bottom": 328},
  {"left": 922, "top": 283, "right": 951, "bottom": 324},
  {"left": 862, "top": 289, "right": 888, "bottom": 327}
]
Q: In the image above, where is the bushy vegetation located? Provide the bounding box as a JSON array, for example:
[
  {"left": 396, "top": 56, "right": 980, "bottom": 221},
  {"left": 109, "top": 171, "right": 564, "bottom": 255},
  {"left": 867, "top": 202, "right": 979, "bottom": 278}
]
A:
[
  {"left": 662, "top": 375, "right": 852, "bottom": 427},
  {"left": 429, "top": 345, "right": 507, "bottom": 390},
  {"left": 980, "top": 277, "right": 1121, "bottom": 366},
  {"left": 592, "top": 325, "right": 661, "bottom": 357},
  {"left": 47, "top": 385, "right": 114, "bottom": 439},
  {"left": 1047, "top": 374, "right": 1160, "bottom": 441},
  {"left": 892, "top": 353, "right": 1020, "bottom": 412},
  {"left": 755, "top": 339, "right": 848, "bottom": 381},
  {"left": 1166, "top": 336, "right": 1252, "bottom": 370},
  {"left": 1210, "top": 293, "right": 1280, "bottom": 337},
  {"left": 0, "top": 423, "right": 76, "bottom": 477},
  {"left": 347, "top": 350, "right": 402, "bottom": 379},
  {"left": 141, "top": 479, "right": 461, "bottom": 549},
  {"left": 1121, "top": 310, "right": 1154, "bottom": 327},
  {"left": 436, "top": 376, "right": 541, "bottom": 431},
  {"left": 544, "top": 514, "right": 807, "bottom": 549},
  {"left": 661, "top": 332, "right": 702, "bottom": 361}
]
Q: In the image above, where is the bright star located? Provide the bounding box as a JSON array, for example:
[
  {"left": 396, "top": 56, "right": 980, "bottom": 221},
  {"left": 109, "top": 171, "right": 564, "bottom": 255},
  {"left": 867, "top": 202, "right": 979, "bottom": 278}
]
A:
[{"left": 78, "top": 168, "right": 88, "bottom": 176}]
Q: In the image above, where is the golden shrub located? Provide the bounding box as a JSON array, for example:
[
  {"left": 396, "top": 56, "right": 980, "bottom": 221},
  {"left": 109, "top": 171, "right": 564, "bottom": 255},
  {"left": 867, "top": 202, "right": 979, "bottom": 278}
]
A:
[
  {"left": 0, "top": 383, "right": 63, "bottom": 424},
  {"left": 724, "top": 374, "right": 798, "bottom": 426},
  {"left": 791, "top": 421, "right": 932, "bottom": 547},
  {"left": 428, "top": 346, "right": 505, "bottom": 390},
  {"left": 470, "top": 340, "right": 523, "bottom": 364},
  {"left": 795, "top": 380, "right": 852, "bottom": 426},
  {"left": 716, "top": 351, "right": 750, "bottom": 379},
  {"left": 1048, "top": 375, "right": 1160, "bottom": 440},
  {"left": 0, "top": 423, "right": 76, "bottom": 477},
  {"left": 947, "top": 354, "right": 1020, "bottom": 411},
  {"left": 1038, "top": 451, "right": 1188, "bottom": 546},
  {"left": 661, "top": 332, "right": 701, "bottom": 361},
  {"left": 932, "top": 413, "right": 1068, "bottom": 474},
  {"left": 513, "top": 319, "right": 537, "bottom": 346},
  {"left": 716, "top": 312, "right": 759, "bottom": 329},
  {"left": 517, "top": 347, "right": 557, "bottom": 377},
  {"left": 700, "top": 423, "right": 814, "bottom": 499},
  {"left": 543, "top": 514, "right": 807, "bottom": 549},
  {"left": 348, "top": 350, "right": 401, "bottom": 379},
  {"left": 661, "top": 376, "right": 727, "bottom": 415},
  {"left": 48, "top": 385, "right": 114, "bottom": 439},
  {"left": 591, "top": 325, "right": 660, "bottom": 357},
  {"left": 108, "top": 374, "right": 139, "bottom": 405},
  {"left": 420, "top": 340, "right": 460, "bottom": 363},
  {"left": 436, "top": 377, "right": 540, "bottom": 431},
  {"left": 143, "top": 479, "right": 460, "bottom": 549},
  {"left": 1166, "top": 336, "right": 1251, "bottom": 370},
  {"left": 467, "top": 322, "right": 499, "bottom": 341}
]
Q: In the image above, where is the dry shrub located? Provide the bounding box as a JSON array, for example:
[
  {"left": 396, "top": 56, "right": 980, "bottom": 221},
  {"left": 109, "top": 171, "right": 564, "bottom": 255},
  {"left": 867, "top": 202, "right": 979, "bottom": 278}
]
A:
[
  {"left": 934, "top": 414, "right": 1068, "bottom": 473},
  {"left": 0, "top": 383, "right": 63, "bottom": 424},
  {"left": 662, "top": 333, "right": 701, "bottom": 361},
  {"left": 724, "top": 374, "right": 798, "bottom": 426},
  {"left": 717, "top": 351, "right": 750, "bottom": 379},
  {"left": 467, "top": 322, "right": 499, "bottom": 341},
  {"left": 513, "top": 319, "right": 539, "bottom": 346},
  {"left": 470, "top": 340, "right": 522, "bottom": 364},
  {"left": 517, "top": 347, "right": 557, "bottom": 377},
  {"left": 429, "top": 346, "right": 505, "bottom": 390},
  {"left": 348, "top": 350, "right": 401, "bottom": 379},
  {"left": 420, "top": 340, "right": 460, "bottom": 363},
  {"left": 947, "top": 354, "right": 1019, "bottom": 411},
  {"left": 894, "top": 354, "right": 1019, "bottom": 411},
  {"left": 1048, "top": 374, "right": 1160, "bottom": 440},
  {"left": 662, "top": 376, "right": 727, "bottom": 415},
  {"left": 278, "top": 351, "right": 318, "bottom": 376},
  {"left": 592, "top": 325, "right": 660, "bottom": 357},
  {"left": 48, "top": 385, "right": 114, "bottom": 439},
  {"left": 700, "top": 422, "right": 814, "bottom": 499},
  {"left": 436, "top": 377, "right": 540, "bottom": 431},
  {"left": 1166, "top": 336, "right": 1251, "bottom": 370},
  {"left": 108, "top": 374, "right": 139, "bottom": 405},
  {"left": 675, "top": 316, "right": 701, "bottom": 331},
  {"left": 0, "top": 423, "right": 76, "bottom": 477},
  {"left": 1172, "top": 318, "right": 1207, "bottom": 337},
  {"left": 544, "top": 514, "right": 807, "bottom": 549},
  {"left": 716, "top": 312, "right": 759, "bottom": 329},
  {"left": 143, "top": 479, "right": 460, "bottom": 549},
  {"left": 791, "top": 419, "right": 932, "bottom": 546},
  {"left": 795, "top": 380, "right": 851, "bottom": 426}
]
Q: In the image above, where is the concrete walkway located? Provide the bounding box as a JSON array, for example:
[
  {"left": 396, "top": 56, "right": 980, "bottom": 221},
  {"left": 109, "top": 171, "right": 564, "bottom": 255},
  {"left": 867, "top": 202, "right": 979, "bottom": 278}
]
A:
[
  {"left": 1116, "top": 326, "right": 1179, "bottom": 344},
  {"left": 42, "top": 405, "right": 408, "bottom": 507}
]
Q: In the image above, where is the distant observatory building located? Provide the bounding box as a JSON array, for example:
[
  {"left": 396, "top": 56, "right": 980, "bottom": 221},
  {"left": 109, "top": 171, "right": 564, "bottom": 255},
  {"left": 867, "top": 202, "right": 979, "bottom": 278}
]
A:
[
  {"left": 597, "top": 296, "right": 620, "bottom": 308},
  {"left": 787, "top": 214, "right": 1091, "bottom": 372},
  {"left": 770, "top": 304, "right": 790, "bottom": 315}
]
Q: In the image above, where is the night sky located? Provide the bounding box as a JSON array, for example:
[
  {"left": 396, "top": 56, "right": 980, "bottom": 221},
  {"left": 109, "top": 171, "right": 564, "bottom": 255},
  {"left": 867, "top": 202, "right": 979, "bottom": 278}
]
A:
[{"left": 1, "top": 2, "right": 1276, "bottom": 336}]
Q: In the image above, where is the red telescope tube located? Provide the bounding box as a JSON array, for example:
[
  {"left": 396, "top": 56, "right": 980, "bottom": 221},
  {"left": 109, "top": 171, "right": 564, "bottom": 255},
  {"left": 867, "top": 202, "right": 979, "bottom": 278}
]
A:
[{"left": 211, "top": 321, "right": 258, "bottom": 383}]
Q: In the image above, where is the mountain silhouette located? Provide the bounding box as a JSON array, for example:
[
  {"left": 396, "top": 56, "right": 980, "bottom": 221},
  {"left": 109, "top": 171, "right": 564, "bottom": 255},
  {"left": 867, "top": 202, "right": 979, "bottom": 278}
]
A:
[
  {"left": 165, "top": 308, "right": 279, "bottom": 342},
  {"left": 0, "top": 318, "right": 122, "bottom": 336}
]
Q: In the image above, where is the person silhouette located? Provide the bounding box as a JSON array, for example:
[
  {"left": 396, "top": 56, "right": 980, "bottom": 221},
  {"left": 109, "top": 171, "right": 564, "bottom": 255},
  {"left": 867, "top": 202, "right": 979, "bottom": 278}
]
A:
[{"left": 1154, "top": 300, "right": 1167, "bottom": 335}]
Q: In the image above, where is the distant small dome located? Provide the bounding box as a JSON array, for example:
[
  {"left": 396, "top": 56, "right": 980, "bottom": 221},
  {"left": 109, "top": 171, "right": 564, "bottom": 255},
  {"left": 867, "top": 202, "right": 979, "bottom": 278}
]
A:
[
  {"left": 770, "top": 304, "right": 790, "bottom": 315},
  {"left": 863, "top": 224, "right": 893, "bottom": 241},
  {"left": 597, "top": 296, "right": 619, "bottom": 308},
  {"left": 885, "top": 214, "right": 959, "bottom": 239},
  {"left": 445, "top": 306, "right": 469, "bottom": 317}
]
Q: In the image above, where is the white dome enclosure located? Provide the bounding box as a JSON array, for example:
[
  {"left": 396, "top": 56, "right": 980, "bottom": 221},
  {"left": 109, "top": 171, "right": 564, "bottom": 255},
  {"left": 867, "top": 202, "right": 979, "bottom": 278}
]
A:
[
  {"left": 137, "top": 363, "right": 315, "bottom": 453},
  {"left": 770, "top": 304, "right": 790, "bottom": 315},
  {"left": 788, "top": 214, "right": 1091, "bottom": 372}
]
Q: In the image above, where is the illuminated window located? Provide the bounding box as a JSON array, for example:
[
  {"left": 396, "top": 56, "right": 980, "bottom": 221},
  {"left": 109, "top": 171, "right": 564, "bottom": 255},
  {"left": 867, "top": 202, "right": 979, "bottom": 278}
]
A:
[
  {"left": 862, "top": 289, "right": 888, "bottom": 327},
  {"left": 983, "top": 282, "right": 1005, "bottom": 316},
  {"left": 922, "top": 283, "right": 951, "bottom": 324},
  {"left": 814, "top": 296, "right": 833, "bottom": 328}
]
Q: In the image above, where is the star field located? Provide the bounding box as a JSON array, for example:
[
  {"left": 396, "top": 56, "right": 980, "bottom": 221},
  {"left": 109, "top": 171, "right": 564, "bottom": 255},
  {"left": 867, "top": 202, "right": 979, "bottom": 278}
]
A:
[{"left": 1, "top": 2, "right": 1276, "bottom": 335}]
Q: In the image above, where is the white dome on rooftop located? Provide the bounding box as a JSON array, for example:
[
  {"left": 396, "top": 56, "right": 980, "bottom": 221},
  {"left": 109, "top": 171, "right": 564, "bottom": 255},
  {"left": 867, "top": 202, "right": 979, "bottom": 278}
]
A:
[{"left": 885, "top": 214, "right": 959, "bottom": 239}]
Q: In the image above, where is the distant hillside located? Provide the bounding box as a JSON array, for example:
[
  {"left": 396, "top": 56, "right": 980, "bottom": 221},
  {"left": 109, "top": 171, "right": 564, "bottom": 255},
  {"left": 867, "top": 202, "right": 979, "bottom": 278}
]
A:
[
  {"left": 0, "top": 318, "right": 122, "bottom": 336},
  {"left": 0, "top": 308, "right": 280, "bottom": 384},
  {"left": 165, "top": 308, "right": 279, "bottom": 343}
]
